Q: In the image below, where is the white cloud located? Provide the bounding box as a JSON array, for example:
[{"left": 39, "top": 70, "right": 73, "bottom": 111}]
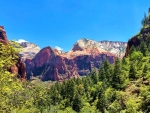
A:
[
  {"left": 16, "top": 39, "right": 28, "bottom": 43},
  {"left": 55, "top": 46, "right": 63, "bottom": 51}
]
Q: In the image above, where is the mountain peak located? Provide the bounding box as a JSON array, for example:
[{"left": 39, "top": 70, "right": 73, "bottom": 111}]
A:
[
  {"left": 71, "top": 38, "right": 127, "bottom": 58},
  {"left": 19, "top": 42, "right": 40, "bottom": 60}
]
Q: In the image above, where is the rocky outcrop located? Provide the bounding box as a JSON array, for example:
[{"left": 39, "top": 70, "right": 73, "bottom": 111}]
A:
[
  {"left": 0, "top": 26, "right": 26, "bottom": 80},
  {"left": 125, "top": 26, "right": 150, "bottom": 57},
  {"left": 26, "top": 45, "right": 116, "bottom": 81},
  {"left": 125, "top": 36, "right": 141, "bottom": 57},
  {"left": 10, "top": 57, "right": 26, "bottom": 80},
  {"left": 19, "top": 42, "right": 40, "bottom": 61},
  {"left": 0, "top": 26, "right": 8, "bottom": 45}
]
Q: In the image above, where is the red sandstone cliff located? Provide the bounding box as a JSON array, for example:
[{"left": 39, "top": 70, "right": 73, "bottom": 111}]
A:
[{"left": 26, "top": 45, "right": 116, "bottom": 81}]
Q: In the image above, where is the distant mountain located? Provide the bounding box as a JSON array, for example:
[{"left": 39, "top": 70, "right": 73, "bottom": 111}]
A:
[
  {"left": 25, "top": 38, "right": 127, "bottom": 81},
  {"left": 98, "top": 40, "right": 127, "bottom": 58},
  {"left": 19, "top": 42, "right": 40, "bottom": 61},
  {"left": 72, "top": 38, "right": 127, "bottom": 58}
]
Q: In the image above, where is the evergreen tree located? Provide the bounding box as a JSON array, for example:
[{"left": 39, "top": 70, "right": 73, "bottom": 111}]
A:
[
  {"left": 97, "top": 93, "right": 106, "bottom": 113},
  {"left": 72, "top": 94, "right": 83, "bottom": 112},
  {"left": 141, "top": 12, "right": 148, "bottom": 26},
  {"left": 129, "top": 63, "right": 137, "bottom": 80},
  {"left": 103, "top": 59, "right": 112, "bottom": 86},
  {"left": 139, "top": 41, "right": 149, "bottom": 56},
  {"left": 75, "top": 77, "right": 82, "bottom": 85},
  {"left": 49, "top": 85, "right": 61, "bottom": 105},
  {"left": 60, "top": 80, "right": 67, "bottom": 99},
  {"left": 65, "top": 80, "right": 77, "bottom": 105},
  {"left": 91, "top": 70, "right": 98, "bottom": 84},
  {"left": 112, "top": 58, "right": 125, "bottom": 89},
  {"left": 99, "top": 64, "right": 105, "bottom": 81},
  {"left": 130, "top": 45, "right": 136, "bottom": 55},
  {"left": 82, "top": 77, "right": 89, "bottom": 92},
  {"left": 146, "top": 34, "right": 150, "bottom": 55},
  {"left": 146, "top": 34, "right": 150, "bottom": 47},
  {"left": 96, "top": 87, "right": 106, "bottom": 113},
  {"left": 142, "top": 64, "right": 150, "bottom": 79}
]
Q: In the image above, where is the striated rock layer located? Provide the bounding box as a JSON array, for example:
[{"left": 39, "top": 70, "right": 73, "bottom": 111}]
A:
[
  {"left": 0, "top": 26, "right": 26, "bottom": 80},
  {"left": 72, "top": 38, "right": 127, "bottom": 58}
]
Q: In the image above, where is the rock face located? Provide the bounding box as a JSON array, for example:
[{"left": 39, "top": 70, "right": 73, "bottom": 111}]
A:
[
  {"left": 98, "top": 41, "right": 127, "bottom": 58},
  {"left": 19, "top": 42, "right": 40, "bottom": 61},
  {"left": 0, "top": 26, "right": 8, "bottom": 45},
  {"left": 72, "top": 38, "right": 127, "bottom": 58},
  {"left": 125, "top": 37, "right": 141, "bottom": 57},
  {"left": 125, "top": 21, "right": 150, "bottom": 57},
  {"left": 0, "top": 26, "right": 26, "bottom": 80},
  {"left": 125, "top": 33, "right": 150, "bottom": 57},
  {"left": 26, "top": 40, "right": 116, "bottom": 81}
]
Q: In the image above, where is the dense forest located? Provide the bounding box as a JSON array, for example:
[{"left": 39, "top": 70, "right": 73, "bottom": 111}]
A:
[
  {"left": 1, "top": 15, "right": 150, "bottom": 113},
  {"left": 0, "top": 38, "right": 150, "bottom": 113}
]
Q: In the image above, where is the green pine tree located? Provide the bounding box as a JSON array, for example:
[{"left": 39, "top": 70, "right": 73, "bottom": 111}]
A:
[
  {"left": 129, "top": 62, "right": 137, "bottom": 80},
  {"left": 139, "top": 41, "right": 149, "bottom": 56},
  {"left": 130, "top": 45, "right": 136, "bottom": 55},
  {"left": 111, "top": 58, "right": 126, "bottom": 89},
  {"left": 72, "top": 94, "right": 83, "bottom": 112}
]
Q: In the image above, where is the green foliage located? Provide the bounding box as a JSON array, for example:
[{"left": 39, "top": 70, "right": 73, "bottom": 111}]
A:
[
  {"left": 125, "top": 97, "right": 141, "bottom": 113},
  {"left": 140, "top": 86, "right": 150, "bottom": 112},
  {"left": 141, "top": 12, "right": 149, "bottom": 27},
  {"left": 130, "top": 51, "right": 143, "bottom": 61},
  {"left": 130, "top": 45, "right": 136, "bottom": 55},
  {"left": 107, "top": 100, "right": 122, "bottom": 113},
  {"left": 129, "top": 62, "right": 137, "bottom": 79},
  {"left": 139, "top": 41, "right": 149, "bottom": 56},
  {"left": 112, "top": 58, "right": 126, "bottom": 89},
  {"left": 0, "top": 42, "right": 23, "bottom": 112},
  {"left": 1, "top": 35, "right": 150, "bottom": 113},
  {"left": 72, "top": 94, "right": 83, "bottom": 112}
]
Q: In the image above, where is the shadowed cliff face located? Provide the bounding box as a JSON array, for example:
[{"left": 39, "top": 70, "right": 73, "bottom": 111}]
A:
[
  {"left": 125, "top": 37, "right": 141, "bottom": 57},
  {"left": 0, "top": 26, "right": 26, "bottom": 80},
  {"left": 26, "top": 46, "right": 116, "bottom": 81},
  {"left": 125, "top": 27, "right": 150, "bottom": 57}
]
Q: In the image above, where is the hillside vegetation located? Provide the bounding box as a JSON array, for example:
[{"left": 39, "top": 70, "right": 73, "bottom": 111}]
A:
[
  {"left": 0, "top": 38, "right": 150, "bottom": 113},
  {"left": 0, "top": 12, "right": 150, "bottom": 113}
]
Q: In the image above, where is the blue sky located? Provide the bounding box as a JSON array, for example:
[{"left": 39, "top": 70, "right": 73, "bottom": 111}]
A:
[{"left": 0, "top": 0, "right": 149, "bottom": 51}]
